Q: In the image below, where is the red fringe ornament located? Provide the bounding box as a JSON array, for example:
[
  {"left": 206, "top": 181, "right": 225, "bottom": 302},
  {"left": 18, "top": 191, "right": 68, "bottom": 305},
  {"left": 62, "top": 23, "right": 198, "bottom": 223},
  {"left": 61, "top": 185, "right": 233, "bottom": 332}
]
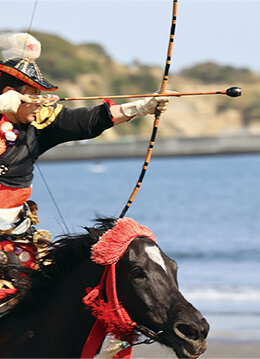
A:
[
  {"left": 91, "top": 217, "right": 156, "bottom": 265},
  {"left": 83, "top": 291, "right": 137, "bottom": 344}
]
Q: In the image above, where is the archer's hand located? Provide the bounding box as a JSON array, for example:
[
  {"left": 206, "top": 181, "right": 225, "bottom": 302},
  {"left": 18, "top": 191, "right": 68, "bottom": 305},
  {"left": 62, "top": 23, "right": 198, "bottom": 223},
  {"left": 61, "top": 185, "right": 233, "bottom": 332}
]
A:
[
  {"left": 0, "top": 90, "right": 32, "bottom": 113},
  {"left": 121, "top": 90, "right": 172, "bottom": 120}
]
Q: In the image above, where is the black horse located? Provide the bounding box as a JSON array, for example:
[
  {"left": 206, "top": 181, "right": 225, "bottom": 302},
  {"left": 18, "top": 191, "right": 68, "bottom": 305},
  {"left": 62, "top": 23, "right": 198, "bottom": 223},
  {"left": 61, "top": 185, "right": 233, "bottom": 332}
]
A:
[{"left": 0, "top": 217, "right": 209, "bottom": 358}]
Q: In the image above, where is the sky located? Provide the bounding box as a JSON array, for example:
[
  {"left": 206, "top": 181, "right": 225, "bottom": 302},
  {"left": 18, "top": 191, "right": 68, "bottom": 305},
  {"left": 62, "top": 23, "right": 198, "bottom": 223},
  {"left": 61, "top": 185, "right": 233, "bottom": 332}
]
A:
[{"left": 0, "top": 0, "right": 259, "bottom": 74}]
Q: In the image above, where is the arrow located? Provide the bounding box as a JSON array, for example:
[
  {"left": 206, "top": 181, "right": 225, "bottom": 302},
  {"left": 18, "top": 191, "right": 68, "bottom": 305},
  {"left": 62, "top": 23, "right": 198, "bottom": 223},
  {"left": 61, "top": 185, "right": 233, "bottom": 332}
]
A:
[
  {"left": 29, "top": 87, "right": 242, "bottom": 104},
  {"left": 59, "top": 86, "right": 241, "bottom": 100}
]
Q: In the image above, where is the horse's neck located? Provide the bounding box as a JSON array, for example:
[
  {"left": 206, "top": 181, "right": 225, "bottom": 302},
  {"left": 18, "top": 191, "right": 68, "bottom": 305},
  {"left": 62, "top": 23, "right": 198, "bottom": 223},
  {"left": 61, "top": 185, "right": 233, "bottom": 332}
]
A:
[
  {"left": 49, "top": 257, "right": 104, "bottom": 301},
  {"left": 38, "top": 258, "right": 105, "bottom": 352},
  {"left": 0, "top": 258, "right": 105, "bottom": 358}
]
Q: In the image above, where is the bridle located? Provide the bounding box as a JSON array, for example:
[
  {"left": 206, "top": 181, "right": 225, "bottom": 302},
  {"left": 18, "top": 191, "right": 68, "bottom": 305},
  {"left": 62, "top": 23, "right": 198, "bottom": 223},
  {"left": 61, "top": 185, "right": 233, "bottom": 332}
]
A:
[
  {"left": 82, "top": 217, "right": 168, "bottom": 356},
  {"left": 81, "top": 262, "right": 167, "bottom": 356},
  {"left": 133, "top": 324, "right": 165, "bottom": 346}
]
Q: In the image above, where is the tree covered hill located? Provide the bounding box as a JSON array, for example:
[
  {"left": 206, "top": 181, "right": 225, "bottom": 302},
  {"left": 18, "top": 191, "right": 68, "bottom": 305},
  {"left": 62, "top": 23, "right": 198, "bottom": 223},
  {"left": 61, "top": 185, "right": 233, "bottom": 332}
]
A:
[{"left": 4, "top": 31, "right": 260, "bottom": 139}]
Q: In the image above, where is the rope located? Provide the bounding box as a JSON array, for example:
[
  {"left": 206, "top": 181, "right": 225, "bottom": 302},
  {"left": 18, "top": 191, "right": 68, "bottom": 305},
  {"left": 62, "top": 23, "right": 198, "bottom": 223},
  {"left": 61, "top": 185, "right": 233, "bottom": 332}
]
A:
[
  {"left": 119, "top": 0, "right": 178, "bottom": 219},
  {"left": 35, "top": 163, "right": 70, "bottom": 233},
  {"left": 22, "top": 0, "right": 69, "bottom": 233}
]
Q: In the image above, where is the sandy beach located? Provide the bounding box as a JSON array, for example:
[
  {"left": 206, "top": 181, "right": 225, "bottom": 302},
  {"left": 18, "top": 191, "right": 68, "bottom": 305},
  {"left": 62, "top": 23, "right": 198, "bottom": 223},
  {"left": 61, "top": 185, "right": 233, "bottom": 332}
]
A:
[{"left": 131, "top": 340, "right": 260, "bottom": 358}]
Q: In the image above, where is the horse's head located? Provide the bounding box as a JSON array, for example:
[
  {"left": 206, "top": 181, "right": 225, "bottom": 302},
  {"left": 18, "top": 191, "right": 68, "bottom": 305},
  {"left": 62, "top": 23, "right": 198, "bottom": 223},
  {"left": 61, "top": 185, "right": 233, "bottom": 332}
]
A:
[
  {"left": 90, "top": 217, "right": 209, "bottom": 358},
  {"left": 116, "top": 236, "right": 209, "bottom": 358}
]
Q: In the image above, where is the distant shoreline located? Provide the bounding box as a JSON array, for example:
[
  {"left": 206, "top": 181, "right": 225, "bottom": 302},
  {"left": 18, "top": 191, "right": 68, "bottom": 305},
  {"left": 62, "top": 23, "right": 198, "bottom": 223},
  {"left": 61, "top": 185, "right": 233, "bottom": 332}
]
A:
[
  {"left": 39, "top": 133, "right": 260, "bottom": 162},
  {"left": 131, "top": 339, "right": 260, "bottom": 358}
]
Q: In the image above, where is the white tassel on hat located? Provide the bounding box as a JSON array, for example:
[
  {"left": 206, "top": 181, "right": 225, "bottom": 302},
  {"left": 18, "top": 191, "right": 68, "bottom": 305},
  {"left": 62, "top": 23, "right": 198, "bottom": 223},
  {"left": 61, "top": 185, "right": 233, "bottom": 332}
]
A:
[
  {"left": 0, "top": 32, "right": 57, "bottom": 91},
  {"left": 0, "top": 33, "right": 41, "bottom": 61}
]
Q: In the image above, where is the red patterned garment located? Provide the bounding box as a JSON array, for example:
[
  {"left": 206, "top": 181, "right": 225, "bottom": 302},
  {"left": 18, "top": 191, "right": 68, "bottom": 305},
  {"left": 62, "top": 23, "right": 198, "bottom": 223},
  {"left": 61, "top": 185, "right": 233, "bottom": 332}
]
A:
[{"left": 0, "top": 239, "right": 36, "bottom": 270}]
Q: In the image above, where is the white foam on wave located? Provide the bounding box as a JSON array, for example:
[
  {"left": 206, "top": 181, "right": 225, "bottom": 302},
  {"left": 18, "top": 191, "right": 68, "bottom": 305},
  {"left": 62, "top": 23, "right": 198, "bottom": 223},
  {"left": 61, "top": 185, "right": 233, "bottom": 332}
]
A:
[
  {"left": 89, "top": 162, "right": 105, "bottom": 173},
  {"left": 181, "top": 286, "right": 260, "bottom": 302}
]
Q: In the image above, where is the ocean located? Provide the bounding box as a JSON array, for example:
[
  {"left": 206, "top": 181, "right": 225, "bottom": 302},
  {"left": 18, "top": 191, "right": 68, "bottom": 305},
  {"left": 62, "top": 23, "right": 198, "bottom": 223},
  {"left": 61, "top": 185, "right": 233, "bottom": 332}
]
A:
[{"left": 31, "top": 154, "right": 260, "bottom": 342}]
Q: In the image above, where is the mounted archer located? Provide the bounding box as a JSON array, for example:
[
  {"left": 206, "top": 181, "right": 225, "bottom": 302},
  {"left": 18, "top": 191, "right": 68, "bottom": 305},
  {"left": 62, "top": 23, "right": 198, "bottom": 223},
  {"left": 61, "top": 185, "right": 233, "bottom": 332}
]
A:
[{"left": 0, "top": 32, "right": 171, "bottom": 298}]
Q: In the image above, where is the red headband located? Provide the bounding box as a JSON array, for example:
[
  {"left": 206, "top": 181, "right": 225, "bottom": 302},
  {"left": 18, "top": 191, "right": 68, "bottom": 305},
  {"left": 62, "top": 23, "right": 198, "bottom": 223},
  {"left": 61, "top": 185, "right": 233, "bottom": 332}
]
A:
[{"left": 91, "top": 217, "right": 156, "bottom": 265}]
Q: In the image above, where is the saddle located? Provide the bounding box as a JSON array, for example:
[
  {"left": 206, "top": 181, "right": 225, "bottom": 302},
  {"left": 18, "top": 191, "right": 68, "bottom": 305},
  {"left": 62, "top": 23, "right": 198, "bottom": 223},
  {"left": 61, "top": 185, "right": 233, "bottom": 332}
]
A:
[
  {"left": 0, "top": 230, "right": 51, "bottom": 317},
  {"left": 0, "top": 238, "right": 37, "bottom": 317}
]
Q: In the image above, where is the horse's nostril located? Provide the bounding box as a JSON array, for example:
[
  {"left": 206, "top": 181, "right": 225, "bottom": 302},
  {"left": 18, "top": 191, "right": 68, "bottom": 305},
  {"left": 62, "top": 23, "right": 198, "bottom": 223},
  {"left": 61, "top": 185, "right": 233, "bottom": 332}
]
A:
[{"left": 175, "top": 324, "right": 199, "bottom": 341}]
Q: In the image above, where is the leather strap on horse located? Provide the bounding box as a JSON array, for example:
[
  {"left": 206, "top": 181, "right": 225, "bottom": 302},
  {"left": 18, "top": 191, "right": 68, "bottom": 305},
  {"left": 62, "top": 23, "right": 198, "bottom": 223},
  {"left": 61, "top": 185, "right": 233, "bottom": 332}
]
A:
[{"left": 81, "top": 264, "right": 135, "bottom": 358}]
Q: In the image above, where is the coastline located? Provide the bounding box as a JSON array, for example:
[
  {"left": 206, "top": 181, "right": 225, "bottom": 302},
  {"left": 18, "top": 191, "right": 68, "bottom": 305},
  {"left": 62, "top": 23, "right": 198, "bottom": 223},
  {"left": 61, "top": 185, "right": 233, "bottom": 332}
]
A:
[
  {"left": 39, "top": 133, "right": 260, "bottom": 161},
  {"left": 131, "top": 339, "right": 260, "bottom": 358}
]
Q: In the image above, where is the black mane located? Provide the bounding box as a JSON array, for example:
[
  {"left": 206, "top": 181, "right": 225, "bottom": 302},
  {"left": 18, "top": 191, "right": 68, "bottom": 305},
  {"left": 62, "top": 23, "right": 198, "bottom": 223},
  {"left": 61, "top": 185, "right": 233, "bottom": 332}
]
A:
[{"left": 5, "top": 217, "right": 116, "bottom": 310}]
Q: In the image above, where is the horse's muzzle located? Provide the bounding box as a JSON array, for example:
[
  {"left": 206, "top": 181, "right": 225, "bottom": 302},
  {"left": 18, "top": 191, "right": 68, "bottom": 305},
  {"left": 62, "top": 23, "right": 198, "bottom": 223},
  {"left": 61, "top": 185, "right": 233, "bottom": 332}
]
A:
[{"left": 171, "top": 318, "right": 209, "bottom": 358}]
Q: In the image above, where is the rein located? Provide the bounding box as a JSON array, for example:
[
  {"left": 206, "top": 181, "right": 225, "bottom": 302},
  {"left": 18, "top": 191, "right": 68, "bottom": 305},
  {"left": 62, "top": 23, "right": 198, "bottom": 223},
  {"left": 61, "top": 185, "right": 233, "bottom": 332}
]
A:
[
  {"left": 133, "top": 325, "right": 164, "bottom": 345},
  {"left": 81, "top": 264, "right": 135, "bottom": 359},
  {"left": 81, "top": 263, "right": 166, "bottom": 358}
]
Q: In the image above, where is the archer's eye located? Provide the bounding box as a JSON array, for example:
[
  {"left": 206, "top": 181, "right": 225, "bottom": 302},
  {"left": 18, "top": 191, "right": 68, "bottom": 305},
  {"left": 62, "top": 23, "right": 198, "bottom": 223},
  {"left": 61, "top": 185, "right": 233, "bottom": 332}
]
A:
[{"left": 132, "top": 266, "right": 145, "bottom": 278}]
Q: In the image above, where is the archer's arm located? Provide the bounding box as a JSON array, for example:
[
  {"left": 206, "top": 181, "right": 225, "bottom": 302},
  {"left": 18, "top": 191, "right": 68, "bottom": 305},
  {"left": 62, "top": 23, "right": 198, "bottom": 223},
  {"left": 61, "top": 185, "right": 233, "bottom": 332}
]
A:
[{"left": 112, "top": 93, "right": 170, "bottom": 125}]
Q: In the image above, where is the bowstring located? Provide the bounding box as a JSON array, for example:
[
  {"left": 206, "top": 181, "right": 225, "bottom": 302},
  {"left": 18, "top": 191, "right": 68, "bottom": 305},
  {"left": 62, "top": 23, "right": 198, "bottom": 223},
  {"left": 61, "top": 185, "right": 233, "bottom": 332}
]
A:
[
  {"left": 24, "top": 0, "right": 69, "bottom": 233},
  {"left": 27, "top": 0, "right": 38, "bottom": 34}
]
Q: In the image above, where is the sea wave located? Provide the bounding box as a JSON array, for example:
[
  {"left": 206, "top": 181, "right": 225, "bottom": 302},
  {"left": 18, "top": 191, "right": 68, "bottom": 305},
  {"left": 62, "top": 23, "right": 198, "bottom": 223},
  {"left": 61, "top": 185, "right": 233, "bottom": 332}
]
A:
[
  {"left": 166, "top": 248, "right": 260, "bottom": 262},
  {"left": 181, "top": 286, "right": 260, "bottom": 302}
]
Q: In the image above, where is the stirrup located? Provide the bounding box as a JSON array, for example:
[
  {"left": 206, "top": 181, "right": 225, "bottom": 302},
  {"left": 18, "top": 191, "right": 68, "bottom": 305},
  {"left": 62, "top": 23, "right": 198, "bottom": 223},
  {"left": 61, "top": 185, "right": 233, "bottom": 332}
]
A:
[
  {"left": 0, "top": 279, "right": 20, "bottom": 318},
  {"left": 0, "top": 279, "right": 15, "bottom": 290}
]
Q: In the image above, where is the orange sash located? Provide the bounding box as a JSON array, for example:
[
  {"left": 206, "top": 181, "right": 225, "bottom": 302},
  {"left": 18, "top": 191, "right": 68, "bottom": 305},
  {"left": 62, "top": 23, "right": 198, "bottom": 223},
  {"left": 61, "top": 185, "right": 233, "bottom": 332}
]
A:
[{"left": 0, "top": 184, "right": 32, "bottom": 209}]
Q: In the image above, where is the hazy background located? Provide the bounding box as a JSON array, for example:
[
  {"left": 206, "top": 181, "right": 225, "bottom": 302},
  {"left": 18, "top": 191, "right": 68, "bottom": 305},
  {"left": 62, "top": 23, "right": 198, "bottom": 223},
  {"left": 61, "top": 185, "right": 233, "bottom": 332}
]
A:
[
  {"left": 1, "top": 0, "right": 259, "bottom": 74},
  {"left": 1, "top": 1, "right": 260, "bottom": 353}
]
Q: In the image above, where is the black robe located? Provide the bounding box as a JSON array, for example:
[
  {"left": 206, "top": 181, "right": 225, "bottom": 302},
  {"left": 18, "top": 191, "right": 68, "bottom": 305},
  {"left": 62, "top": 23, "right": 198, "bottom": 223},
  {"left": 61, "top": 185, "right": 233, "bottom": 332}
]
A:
[{"left": 0, "top": 102, "right": 114, "bottom": 188}]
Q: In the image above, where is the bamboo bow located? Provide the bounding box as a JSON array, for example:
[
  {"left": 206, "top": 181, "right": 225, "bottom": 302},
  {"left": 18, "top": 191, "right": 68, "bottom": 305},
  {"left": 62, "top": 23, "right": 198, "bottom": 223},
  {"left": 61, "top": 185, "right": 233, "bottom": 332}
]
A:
[{"left": 119, "top": 0, "right": 178, "bottom": 218}]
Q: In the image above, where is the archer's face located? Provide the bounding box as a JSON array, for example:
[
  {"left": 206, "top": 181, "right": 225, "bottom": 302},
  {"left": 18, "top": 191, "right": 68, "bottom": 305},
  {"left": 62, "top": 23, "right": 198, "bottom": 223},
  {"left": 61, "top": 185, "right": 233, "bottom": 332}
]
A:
[
  {"left": 14, "top": 85, "right": 42, "bottom": 124},
  {"left": 30, "top": 205, "right": 38, "bottom": 216}
]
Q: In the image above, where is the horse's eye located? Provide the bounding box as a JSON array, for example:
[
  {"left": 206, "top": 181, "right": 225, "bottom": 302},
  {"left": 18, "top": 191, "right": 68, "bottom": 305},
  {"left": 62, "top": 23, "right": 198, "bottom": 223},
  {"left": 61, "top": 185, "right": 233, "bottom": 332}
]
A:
[{"left": 132, "top": 266, "right": 145, "bottom": 278}]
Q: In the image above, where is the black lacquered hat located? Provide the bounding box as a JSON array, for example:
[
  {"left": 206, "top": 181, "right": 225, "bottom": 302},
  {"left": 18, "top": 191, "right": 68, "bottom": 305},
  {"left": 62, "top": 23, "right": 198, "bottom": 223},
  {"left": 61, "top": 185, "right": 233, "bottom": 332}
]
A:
[{"left": 0, "top": 33, "right": 58, "bottom": 91}]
